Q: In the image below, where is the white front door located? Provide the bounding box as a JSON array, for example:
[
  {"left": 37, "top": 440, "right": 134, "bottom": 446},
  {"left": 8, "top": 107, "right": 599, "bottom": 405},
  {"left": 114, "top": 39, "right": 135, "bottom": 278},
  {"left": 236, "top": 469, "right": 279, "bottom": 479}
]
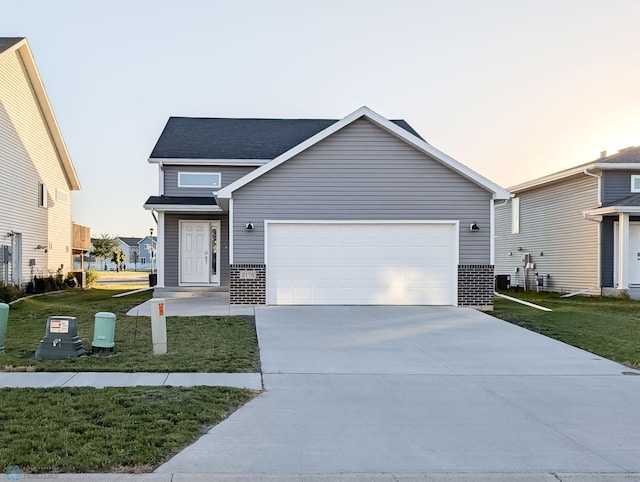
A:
[
  {"left": 613, "top": 222, "right": 640, "bottom": 287},
  {"left": 180, "top": 221, "right": 220, "bottom": 285}
]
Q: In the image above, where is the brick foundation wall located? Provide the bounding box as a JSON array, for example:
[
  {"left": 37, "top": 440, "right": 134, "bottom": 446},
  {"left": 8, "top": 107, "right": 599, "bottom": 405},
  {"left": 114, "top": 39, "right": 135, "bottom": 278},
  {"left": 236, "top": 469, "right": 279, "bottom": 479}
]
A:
[
  {"left": 230, "top": 264, "right": 266, "bottom": 304},
  {"left": 458, "top": 265, "right": 494, "bottom": 309}
]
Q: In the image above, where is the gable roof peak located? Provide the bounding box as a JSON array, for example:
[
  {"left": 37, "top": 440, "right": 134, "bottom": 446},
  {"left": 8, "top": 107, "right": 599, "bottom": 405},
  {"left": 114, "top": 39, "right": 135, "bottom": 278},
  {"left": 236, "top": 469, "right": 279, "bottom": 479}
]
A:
[
  {"left": 215, "top": 106, "right": 509, "bottom": 200},
  {"left": 0, "top": 37, "right": 25, "bottom": 54}
]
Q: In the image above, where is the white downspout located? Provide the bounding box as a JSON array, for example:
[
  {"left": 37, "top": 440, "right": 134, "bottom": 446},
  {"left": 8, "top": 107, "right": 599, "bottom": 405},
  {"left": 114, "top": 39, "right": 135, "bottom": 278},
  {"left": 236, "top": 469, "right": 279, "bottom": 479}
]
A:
[{"left": 583, "top": 168, "right": 601, "bottom": 206}]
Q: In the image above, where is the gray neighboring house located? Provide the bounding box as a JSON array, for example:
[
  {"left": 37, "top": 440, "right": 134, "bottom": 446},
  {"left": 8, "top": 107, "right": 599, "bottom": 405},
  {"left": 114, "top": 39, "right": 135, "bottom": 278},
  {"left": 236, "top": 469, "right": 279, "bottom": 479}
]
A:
[
  {"left": 495, "top": 146, "right": 640, "bottom": 298},
  {"left": 144, "top": 106, "right": 509, "bottom": 308}
]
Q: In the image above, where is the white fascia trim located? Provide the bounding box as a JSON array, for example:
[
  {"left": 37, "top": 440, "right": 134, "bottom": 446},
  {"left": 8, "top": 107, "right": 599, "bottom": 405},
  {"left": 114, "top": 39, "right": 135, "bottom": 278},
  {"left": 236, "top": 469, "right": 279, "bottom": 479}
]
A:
[
  {"left": 143, "top": 204, "right": 223, "bottom": 213},
  {"left": 593, "top": 162, "right": 640, "bottom": 170},
  {"left": 583, "top": 206, "right": 640, "bottom": 217},
  {"left": 7, "top": 39, "right": 81, "bottom": 190},
  {"left": 509, "top": 163, "right": 596, "bottom": 193},
  {"left": 148, "top": 158, "right": 269, "bottom": 166},
  {"left": 218, "top": 106, "right": 510, "bottom": 200}
]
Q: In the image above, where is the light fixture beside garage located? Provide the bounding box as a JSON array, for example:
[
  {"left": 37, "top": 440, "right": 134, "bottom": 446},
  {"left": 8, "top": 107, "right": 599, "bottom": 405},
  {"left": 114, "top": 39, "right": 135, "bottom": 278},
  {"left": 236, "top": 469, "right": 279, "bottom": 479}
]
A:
[
  {"left": 469, "top": 222, "right": 480, "bottom": 232},
  {"left": 245, "top": 223, "right": 254, "bottom": 232}
]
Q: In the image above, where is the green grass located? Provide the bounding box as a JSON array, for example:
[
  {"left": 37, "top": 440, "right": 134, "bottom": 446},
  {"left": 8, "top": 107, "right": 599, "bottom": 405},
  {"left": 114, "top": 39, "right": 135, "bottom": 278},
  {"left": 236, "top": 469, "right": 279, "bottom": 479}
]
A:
[
  {"left": 1, "top": 289, "right": 260, "bottom": 372},
  {"left": 493, "top": 291, "right": 640, "bottom": 368},
  {"left": 0, "top": 386, "right": 256, "bottom": 473}
]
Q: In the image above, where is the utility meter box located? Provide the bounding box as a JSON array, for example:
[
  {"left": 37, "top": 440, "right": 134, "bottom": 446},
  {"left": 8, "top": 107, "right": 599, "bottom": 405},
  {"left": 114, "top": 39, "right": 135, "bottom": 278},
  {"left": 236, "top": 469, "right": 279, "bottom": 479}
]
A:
[
  {"left": 35, "top": 316, "right": 85, "bottom": 359},
  {"left": 92, "top": 312, "right": 116, "bottom": 354}
]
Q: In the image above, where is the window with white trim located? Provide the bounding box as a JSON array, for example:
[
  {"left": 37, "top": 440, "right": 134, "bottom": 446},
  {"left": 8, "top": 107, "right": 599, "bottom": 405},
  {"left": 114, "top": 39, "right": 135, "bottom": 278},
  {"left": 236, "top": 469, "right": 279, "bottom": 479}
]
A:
[
  {"left": 631, "top": 175, "right": 640, "bottom": 193},
  {"left": 178, "top": 172, "right": 221, "bottom": 188},
  {"left": 56, "top": 188, "right": 68, "bottom": 203},
  {"left": 511, "top": 197, "right": 520, "bottom": 234},
  {"left": 38, "top": 182, "right": 48, "bottom": 208}
]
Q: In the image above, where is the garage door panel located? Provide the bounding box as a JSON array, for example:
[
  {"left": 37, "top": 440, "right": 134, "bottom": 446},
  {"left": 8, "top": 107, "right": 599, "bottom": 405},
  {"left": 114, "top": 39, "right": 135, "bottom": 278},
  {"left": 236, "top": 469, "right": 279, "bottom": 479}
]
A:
[{"left": 266, "top": 222, "right": 457, "bottom": 305}]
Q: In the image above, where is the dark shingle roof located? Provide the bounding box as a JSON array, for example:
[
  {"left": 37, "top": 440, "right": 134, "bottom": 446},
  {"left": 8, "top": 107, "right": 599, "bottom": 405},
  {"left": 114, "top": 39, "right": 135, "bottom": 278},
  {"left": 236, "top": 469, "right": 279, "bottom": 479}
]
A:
[
  {"left": 597, "top": 146, "right": 640, "bottom": 164},
  {"left": 144, "top": 196, "right": 217, "bottom": 206},
  {"left": 0, "top": 37, "right": 24, "bottom": 54},
  {"left": 602, "top": 193, "right": 640, "bottom": 207},
  {"left": 118, "top": 237, "right": 142, "bottom": 246},
  {"left": 150, "top": 117, "right": 423, "bottom": 159}
]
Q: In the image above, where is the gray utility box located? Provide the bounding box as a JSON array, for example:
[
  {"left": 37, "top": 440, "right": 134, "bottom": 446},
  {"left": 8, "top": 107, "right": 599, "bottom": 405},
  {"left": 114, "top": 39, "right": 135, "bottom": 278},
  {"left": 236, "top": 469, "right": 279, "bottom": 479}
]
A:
[{"left": 35, "top": 316, "right": 85, "bottom": 359}]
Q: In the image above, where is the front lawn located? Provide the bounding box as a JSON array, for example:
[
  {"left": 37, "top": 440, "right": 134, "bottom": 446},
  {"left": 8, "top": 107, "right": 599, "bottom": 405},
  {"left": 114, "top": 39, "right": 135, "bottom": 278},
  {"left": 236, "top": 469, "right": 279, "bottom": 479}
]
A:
[
  {"left": 0, "top": 386, "right": 256, "bottom": 473},
  {"left": 493, "top": 291, "right": 640, "bottom": 368},
  {"left": 1, "top": 289, "right": 259, "bottom": 372}
]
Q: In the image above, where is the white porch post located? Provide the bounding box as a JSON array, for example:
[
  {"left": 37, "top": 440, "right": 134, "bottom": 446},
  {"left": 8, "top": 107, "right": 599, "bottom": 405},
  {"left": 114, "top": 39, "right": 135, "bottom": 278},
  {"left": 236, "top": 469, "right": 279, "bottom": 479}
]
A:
[
  {"left": 157, "top": 211, "right": 165, "bottom": 288},
  {"left": 618, "top": 213, "right": 630, "bottom": 288}
]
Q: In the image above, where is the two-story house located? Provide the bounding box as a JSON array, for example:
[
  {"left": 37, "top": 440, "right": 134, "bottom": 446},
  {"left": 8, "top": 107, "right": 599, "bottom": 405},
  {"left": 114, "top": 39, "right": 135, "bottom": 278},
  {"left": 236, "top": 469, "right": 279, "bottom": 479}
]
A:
[
  {"left": 144, "top": 107, "right": 509, "bottom": 308},
  {"left": 138, "top": 235, "right": 156, "bottom": 271},
  {"left": 0, "top": 38, "right": 81, "bottom": 287},
  {"left": 495, "top": 146, "right": 640, "bottom": 298}
]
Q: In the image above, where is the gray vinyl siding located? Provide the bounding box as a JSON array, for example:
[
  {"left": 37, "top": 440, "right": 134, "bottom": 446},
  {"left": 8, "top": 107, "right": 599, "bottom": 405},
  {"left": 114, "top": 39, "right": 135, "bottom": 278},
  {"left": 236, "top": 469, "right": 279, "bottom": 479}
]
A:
[
  {"left": 601, "top": 216, "right": 615, "bottom": 287},
  {"left": 232, "top": 118, "right": 493, "bottom": 264},
  {"left": 495, "top": 174, "right": 599, "bottom": 292},
  {"left": 164, "top": 165, "right": 256, "bottom": 196},
  {"left": 602, "top": 171, "right": 640, "bottom": 204},
  {"left": 163, "top": 213, "right": 229, "bottom": 287}
]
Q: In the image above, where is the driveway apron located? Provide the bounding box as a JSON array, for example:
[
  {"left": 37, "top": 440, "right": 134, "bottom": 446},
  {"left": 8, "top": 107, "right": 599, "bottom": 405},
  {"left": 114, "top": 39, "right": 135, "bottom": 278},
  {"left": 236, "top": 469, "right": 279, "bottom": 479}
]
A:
[{"left": 156, "top": 306, "right": 640, "bottom": 474}]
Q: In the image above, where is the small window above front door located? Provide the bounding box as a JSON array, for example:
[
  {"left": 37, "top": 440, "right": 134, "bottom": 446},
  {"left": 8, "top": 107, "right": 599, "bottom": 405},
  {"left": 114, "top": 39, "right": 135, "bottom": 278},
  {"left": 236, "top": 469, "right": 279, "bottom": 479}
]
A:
[
  {"left": 631, "top": 175, "right": 640, "bottom": 193},
  {"left": 178, "top": 172, "right": 221, "bottom": 189}
]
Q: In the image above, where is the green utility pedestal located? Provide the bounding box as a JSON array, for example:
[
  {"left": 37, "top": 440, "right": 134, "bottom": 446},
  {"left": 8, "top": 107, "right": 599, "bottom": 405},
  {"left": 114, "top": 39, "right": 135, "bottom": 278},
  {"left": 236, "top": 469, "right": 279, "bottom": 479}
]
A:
[
  {"left": 0, "top": 303, "right": 8, "bottom": 352},
  {"left": 92, "top": 312, "right": 116, "bottom": 355}
]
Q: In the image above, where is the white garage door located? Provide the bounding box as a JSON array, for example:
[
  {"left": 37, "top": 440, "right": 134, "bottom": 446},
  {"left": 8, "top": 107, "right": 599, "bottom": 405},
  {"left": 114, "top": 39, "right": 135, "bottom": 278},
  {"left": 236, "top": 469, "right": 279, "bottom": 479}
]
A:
[{"left": 266, "top": 222, "right": 458, "bottom": 305}]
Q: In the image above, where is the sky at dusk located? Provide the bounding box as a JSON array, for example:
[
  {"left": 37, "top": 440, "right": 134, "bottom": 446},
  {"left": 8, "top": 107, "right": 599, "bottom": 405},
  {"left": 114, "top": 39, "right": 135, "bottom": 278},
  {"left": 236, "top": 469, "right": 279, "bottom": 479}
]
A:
[{"left": 2, "top": 0, "right": 639, "bottom": 237}]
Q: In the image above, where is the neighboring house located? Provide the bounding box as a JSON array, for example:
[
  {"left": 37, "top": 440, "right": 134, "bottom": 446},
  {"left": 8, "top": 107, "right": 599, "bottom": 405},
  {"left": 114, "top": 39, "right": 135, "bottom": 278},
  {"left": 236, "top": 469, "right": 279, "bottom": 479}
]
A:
[
  {"left": 138, "top": 235, "right": 157, "bottom": 271},
  {"left": 0, "top": 38, "right": 81, "bottom": 286},
  {"left": 144, "top": 106, "right": 509, "bottom": 308},
  {"left": 115, "top": 237, "right": 141, "bottom": 269},
  {"left": 495, "top": 146, "right": 640, "bottom": 298}
]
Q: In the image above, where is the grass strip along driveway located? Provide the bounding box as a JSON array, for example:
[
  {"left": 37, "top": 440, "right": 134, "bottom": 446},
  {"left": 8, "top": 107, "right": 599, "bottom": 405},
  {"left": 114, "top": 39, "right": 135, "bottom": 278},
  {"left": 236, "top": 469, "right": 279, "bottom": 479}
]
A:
[
  {"left": 493, "top": 291, "right": 640, "bottom": 369},
  {"left": 1, "top": 288, "right": 259, "bottom": 372},
  {"left": 0, "top": 386, "right": 256, "bottom": 473},
  {"left": 0, "top": 288, "right": 260, "bottom": 474}
]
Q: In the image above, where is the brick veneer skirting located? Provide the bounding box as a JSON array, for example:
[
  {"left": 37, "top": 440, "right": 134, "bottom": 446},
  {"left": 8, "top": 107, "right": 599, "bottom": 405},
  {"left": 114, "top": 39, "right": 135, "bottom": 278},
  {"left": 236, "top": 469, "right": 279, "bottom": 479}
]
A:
[
  {"left": 230, "top": 264, "right": 266, "bottom": 305},
  {"left": 458, "top": 265, "right": 494, "bottom": 309}
]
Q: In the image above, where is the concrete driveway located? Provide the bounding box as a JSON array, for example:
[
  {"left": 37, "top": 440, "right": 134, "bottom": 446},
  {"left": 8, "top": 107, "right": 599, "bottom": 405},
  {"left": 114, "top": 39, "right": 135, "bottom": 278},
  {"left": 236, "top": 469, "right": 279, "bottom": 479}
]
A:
[{"left": 157, "top": 306, "right": 640, "bottom": 475}]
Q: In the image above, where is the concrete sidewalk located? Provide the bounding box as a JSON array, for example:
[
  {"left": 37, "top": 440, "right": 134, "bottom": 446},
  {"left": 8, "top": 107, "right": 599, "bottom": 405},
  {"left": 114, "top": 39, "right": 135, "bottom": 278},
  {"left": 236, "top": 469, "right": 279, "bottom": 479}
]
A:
[
  {"left": 0, "top": 371, "right": 262, "bottom": 389},
  {"left": 12, "top": 472, "right": 640, "bottom": 481},
  {"left": 126, "top": 293, "right": 254, "bottom": 317}
]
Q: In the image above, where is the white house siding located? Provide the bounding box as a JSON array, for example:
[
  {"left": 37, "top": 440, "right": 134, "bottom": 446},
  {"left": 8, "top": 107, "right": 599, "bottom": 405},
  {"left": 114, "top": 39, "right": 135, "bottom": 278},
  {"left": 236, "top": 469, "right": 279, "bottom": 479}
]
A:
[
  {"left": 163, "top": 165, "right": 256, "bottom": 196},
  {"left": 495, "top": 174, "right": 599, "bottom": 293},
  {"left": 232, "top": 118, "right": 493, "bottom": 264},
  {"left": 0, "top": 48, "right": 73, "bottom": 284}
]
